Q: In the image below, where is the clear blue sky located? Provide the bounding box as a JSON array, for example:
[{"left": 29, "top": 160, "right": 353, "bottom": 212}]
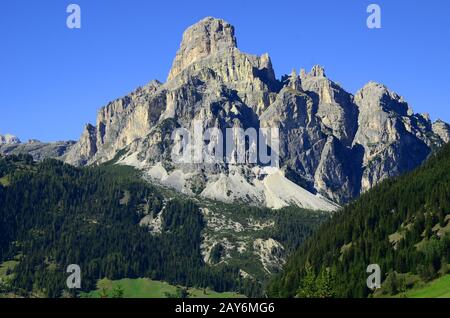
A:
[{"left": 1, "top": 0, "right": 449, "bottom": 142}]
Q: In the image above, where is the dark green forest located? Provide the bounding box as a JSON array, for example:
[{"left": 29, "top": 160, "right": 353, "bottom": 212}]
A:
[
  {"left": 268, "top": 143, "right": 450, "bottom": 298},
  {"left": 0, "top": 155, "right": 243, "bottom": 297},
  {"left": 0, "top": 155, "right": 325, "bottom": 298}
]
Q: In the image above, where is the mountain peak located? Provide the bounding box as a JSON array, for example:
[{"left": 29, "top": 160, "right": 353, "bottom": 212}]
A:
[
  {"left": 358, "top": 81, "right": 404, "bottom": 102},
  {"left": 168, "top": 17, "right": 237, "bottom": 81},
  {"left": 362, "top": 81, "right": 387, "bottom": 90},
  {"left": 355, "top": 81, "right": 412, "bottom": 116}
]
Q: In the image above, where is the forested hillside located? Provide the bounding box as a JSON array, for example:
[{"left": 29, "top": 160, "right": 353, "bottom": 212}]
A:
[
  {"left": 0, "top": 155, "right": 327, "bottom": 298},
  {"left": 0, "top": 155, "right": 250, "bottom": 297},
  {"left": 268, "top": 144, "right": 450, "bottom": 298}
]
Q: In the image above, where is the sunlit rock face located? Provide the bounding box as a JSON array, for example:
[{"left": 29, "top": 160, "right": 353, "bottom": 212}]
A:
[
  {"left": 432, "top": 119, "right": 450, "bottom": 143},
  {"left": 63, "top": 17, "right": 448, "bottom": 207},
  {"left": 352, "top": 82, "right": 439, "bottom": 192},
  {"left": 168, "top": 17, "right": 238, "bottom": 81}
]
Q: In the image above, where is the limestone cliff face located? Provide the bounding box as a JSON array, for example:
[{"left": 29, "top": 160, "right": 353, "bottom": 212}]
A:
[
  {"left": 300, "top": 66, "right": 358, "bottom": 146},
  {"left": 64, "top": 17, "right": 449, "bottom": 206},
  {"left": 64, "top": 124, "right": 97, "bottom": 166},
  {"left": 432, "top": 119, "right": 450, "bottom": 143},
  {"left": 168, "top": 17, "right": 238, "bottom": 81},
  {"left": 260, "top": 69, "right": 360, "bottom": 203},
  {"left": 353, "top": 82, "right": 437, "bottom": 192},
  {"left": 65, "top": 81, "right": 165, "bottom": 166},
  {"left": 165, "top": 17, "right": 277, "bottom": 117}
]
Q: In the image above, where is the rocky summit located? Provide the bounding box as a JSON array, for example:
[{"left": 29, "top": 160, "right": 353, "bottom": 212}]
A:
[{"left": 63, "top": 17, "right": 449, "bottom": 210}]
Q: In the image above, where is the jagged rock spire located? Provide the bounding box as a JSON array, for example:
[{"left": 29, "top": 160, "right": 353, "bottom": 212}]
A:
[
  {"left": 287, "top": 69, "right": 302, "bottom": 91},
  {"left": 309, "top": 65, "right": 326, "bottom": 77},
  {"left": 299, "top": 65, "right": 326, "bottom": 79}
]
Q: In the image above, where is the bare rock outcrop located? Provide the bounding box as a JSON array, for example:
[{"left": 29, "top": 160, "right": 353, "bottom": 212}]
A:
[{"left": 432, "top": 119, "right": 450, "bottom": 143}]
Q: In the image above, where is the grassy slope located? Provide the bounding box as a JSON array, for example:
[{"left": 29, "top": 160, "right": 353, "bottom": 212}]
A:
[
  {"left": 405, "top": 275, "right": 450, "bottom": 298},
  {"left": 82, "top": 278, "right": 245, "bottom": 298}
]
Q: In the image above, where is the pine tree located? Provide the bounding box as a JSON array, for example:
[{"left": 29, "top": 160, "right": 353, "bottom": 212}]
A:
[
  {"left": 296, "top": 262, "right": 317, "bottom": 298},
  {"left": 316, "top": 267, "right": 335, "bottom": 298}
]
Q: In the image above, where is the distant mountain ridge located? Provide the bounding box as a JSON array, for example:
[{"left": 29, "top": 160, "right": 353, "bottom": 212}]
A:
[
  {"left": 0, "top": 135, "right": 74, "bottom": 162},
  {"left": 4, "top": 17, "right": 450, "bottom": 209}
]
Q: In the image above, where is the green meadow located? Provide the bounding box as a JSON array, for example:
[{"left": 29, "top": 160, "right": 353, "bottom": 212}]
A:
[
  {"left": 81, "top": 278, "right": 245, "bottom": 298},
  {"left": 405, "top": 275, "right": 450, "bottom": 298}
]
